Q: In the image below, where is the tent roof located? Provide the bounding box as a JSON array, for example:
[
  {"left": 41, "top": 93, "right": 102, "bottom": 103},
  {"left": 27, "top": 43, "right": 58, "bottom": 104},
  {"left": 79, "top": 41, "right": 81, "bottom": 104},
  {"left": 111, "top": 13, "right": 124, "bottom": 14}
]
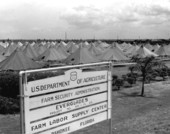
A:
[
  {"left": 67, "top": 42, "right": 78, "bottom": 54},
  {"left": 125, "top": 44, "right": 140, "bottom": 56},
  {"left": 34, "top": 44, "right": 47, "bottom": 55},
  {"left": 63, "top": 46, "right": 99, "bottom": 64},
  {"left": 88, "top": 43, "right": 103, "bottom": 56},
  {"left": 0, "top": 50, "right": 43, "bottom": 71},
  {"left": 144, "top": 43, "right": 153, "bottom": 51},
  {"left": 99, "top": 43, "right": 129, "bottom": 61},
  {"left": 135, "top": 45, "right": 158, "bottom": 58},
  {"left": 0, "top": 54, "right": 6, "bottom": 62},
  {"left": 23, "top": 44, "right": 39, "bottom": 59},
  {"left": 0, "top": 45, "right": 5, "bottom": 55},
  {"left": 55, "top": 45, "right": 69, "bottom": 57},
  {"left": 153, "top": 44, "right": 160, "bottom": 52},
  {"left": 2, "top": 43, "right": 18, "bottom": 56},
  {"left": 36, "top": 46, "right": 67, "bottom": 61},
  {"left": 155, "top": 45, "right": 169, "bottom": 56}
]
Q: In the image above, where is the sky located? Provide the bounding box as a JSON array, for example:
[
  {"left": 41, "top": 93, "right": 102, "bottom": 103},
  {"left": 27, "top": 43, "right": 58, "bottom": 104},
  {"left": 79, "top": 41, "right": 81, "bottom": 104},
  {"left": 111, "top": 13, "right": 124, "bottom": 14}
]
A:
[{"left": 0, "top": 0, "right": 170, "bottom": 39}]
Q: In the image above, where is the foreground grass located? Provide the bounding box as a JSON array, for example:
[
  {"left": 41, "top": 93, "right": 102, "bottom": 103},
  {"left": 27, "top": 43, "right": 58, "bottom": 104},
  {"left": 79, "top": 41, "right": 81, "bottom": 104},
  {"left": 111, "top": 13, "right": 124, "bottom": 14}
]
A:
[{"left": 0, "top": 81, "right": 170, "bottom": 134}]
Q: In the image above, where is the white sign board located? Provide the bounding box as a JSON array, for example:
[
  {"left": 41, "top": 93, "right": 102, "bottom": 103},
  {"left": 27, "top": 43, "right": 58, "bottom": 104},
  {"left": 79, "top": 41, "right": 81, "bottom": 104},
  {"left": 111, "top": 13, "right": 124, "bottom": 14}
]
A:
[
  {"left": 27, "top": 69, "right": 108, "bottom": 96},
  {"left": 30, "top": 102, "right": 108, "bottom": 133},
  {"left": 20, "top": 63, "right": 112, "bottom": 134},
  {"left": 30, "top": 83, "right": 107, "bottom": 109},
  {"left": 30, "top": 93, "right": 108, "bottom": 121},
  {"left": 39, "top": 111, "right": 108, "bottom": 134}
]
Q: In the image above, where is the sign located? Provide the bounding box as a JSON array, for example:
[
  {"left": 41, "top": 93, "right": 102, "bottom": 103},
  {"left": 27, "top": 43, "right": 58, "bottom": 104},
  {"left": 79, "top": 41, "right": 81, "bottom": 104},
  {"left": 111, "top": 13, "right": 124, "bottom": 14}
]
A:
[
  {"left": 30, "top": 83, "right": 107, "bottom": 109},
  {"left": 39, "top": 111, "right": 107, "bottom": 134},
  {"left": 20, "top": 62, "right": 112, "bottom": 134},
  {"left": 27, "top": 69, "right": 108, "bottom": 96},
  {"left": 30, "top": 93, "right": 108, "bottom": 121},
  {"left": 30, "top": 102, "right": 108, "bottom": 133}
]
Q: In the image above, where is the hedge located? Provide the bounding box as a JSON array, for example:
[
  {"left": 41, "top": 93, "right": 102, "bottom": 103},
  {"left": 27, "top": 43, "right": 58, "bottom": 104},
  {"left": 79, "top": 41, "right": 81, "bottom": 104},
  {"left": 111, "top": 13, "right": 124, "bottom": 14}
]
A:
[
  {"left": 0, "top": 72, "right": 19, "bottom": 99},
  {"left": 0, "top": 95, "right": 19, "bottom": 114}
]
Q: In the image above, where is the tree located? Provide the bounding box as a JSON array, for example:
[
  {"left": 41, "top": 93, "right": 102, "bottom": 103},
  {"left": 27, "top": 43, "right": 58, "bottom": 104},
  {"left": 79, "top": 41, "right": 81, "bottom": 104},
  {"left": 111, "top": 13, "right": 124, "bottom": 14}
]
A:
[{"left": 131, "top": 56, "right": 167, "bottom": 96}]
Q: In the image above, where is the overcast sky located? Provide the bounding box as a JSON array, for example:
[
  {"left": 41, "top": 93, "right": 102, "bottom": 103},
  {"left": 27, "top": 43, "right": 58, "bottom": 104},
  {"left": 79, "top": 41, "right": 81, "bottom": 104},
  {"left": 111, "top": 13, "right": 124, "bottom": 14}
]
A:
[{"left": 0, "top": 0, "right": 170, "bottom": 39}]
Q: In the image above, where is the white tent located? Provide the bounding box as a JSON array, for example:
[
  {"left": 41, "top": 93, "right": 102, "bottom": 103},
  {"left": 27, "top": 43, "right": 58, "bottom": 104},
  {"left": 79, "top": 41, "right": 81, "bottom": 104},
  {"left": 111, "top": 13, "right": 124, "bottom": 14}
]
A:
[
  {"left": 155, "top": 45, "right": 169, "bottom": 56},
  {"left": 134, "top": 45, "right": 158, "bottom": 58},
  {"left": 99, "top": 43, "right": 129, "bottom": 61},
  {"left": 63, "top": 45, "right": 99, "bottom": 64}
]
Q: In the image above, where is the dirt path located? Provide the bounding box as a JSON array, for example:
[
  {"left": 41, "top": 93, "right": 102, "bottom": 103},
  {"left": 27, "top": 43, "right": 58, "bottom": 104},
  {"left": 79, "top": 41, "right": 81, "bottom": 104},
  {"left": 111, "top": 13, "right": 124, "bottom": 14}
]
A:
[{"left": 0, "top": 81, "right": 170, "bottom": 134}]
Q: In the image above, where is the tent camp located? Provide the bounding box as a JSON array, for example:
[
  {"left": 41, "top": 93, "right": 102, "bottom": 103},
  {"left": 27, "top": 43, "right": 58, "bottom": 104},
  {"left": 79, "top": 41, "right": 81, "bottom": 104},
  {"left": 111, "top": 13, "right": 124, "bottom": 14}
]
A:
[
  {"left": 35, "top": 46, "right": 68, "bottom": 61},
  {"left": 99, "top": 43, "right": 129, "bottom": 61},
  {"left": 144, "top": 43, "right": 153, "bottom": 51},
  {"left": 155, "top": 45, "right": 169, "bottom": 56},
  {"left": 125, "top": 44, "right": 140, "bottom": 57},
  {"left": 134, "top": 45, "right": 158, "bottom": 58},
  {"left": 0, "top": 50, "right": 43, "bottom": 71},
  {"left": 153, "top": 44, "right": 160, "bottom": 52},
  {"left": 55, "top": 43, "right": 69, "bottom": 57},
  {"left": 23, "top": 44, "right": 39, "bottom": 59},
  {"left": 0, "top": 54, "right": 6, "bottom": 62},
  {"left": 63, "top": 45, "right": 99, "bottom": 64},
  {"left": 66, "top": 42, "right": 78, "bottom": 54},
  {"left": 34, "top": 43, "right": 47, "bottom": 55},
  {"left": 0, "top": 45, "right": 5, "bottom": 55},
  {"left": 2, "top": 42, "right": 18, "bottom": 56},
  {"left": 88, "top": 43, "right": 103, "bottom": 56}
]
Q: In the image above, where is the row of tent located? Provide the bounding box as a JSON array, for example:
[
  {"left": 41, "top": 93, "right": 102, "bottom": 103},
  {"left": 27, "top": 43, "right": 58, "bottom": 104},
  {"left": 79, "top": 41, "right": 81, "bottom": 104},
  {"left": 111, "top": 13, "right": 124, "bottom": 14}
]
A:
[{"left": 0, "top": 41, "right": 170, "bottom": 71}]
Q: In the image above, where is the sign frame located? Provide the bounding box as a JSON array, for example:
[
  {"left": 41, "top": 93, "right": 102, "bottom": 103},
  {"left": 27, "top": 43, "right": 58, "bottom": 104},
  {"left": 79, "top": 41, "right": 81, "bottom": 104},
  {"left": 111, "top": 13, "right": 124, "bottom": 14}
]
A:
[{"left": 19, "top": 61, "right": 112, "bottom": 134}]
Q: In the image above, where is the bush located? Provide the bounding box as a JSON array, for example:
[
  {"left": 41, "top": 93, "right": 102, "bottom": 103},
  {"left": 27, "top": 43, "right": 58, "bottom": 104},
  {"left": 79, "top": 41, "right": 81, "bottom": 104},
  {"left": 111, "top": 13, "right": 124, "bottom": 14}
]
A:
[
  {"left": 112, "top": 75, "right": 118, "bottom": 80},
  {"left": 0, "top": 72, "right": 19, "bottom": 99},
  {"left": 27, "top": 71, "right": 64, "bottom": 82},
  {"left": 123, "top": 81, "right": 132, "bottom": 88},
  {"left": 0, "top": 96, "right": 19, "bottom": 114},
  {"left": 112, "top": 75, "right": 118, "bottom": 86},
  {"left": 127, "top": 77, "right": 136, "bottom": 85},
  {"left": 115, "top": 78, "right": 124, "bottom": 90},
  {"left": 121, "top": 75, "right": 127, "bottom": 81},
  {"left": 154, "top": 68, "right": 168, "bottom": 81},
  {"left": 127, "top": 72, "right": 138, "bottom": 78}
]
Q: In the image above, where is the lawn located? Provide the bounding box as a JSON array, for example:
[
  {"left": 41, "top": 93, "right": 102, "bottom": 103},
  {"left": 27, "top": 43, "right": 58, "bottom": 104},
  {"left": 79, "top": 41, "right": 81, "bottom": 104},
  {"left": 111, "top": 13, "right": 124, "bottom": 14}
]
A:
[{"left": 0, "top": 80, "right": 170, "bottom": 134}]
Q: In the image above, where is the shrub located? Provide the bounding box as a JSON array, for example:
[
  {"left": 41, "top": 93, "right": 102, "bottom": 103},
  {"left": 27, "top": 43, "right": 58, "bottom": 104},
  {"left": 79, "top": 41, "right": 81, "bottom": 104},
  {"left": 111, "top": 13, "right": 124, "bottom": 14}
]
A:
[
  {"left": 28, "top": 71, "right": 64, "bottom": 82},
  {"left": 115, "top": 78, "right": 124, "bottom": 90},
  {"left": 121, "top": 75, "right": 127, "bottom": 81},
  {"left": 123, "top": 81, "right": 132, "bottom": 88},
  {"left": 154, "top": 68, "right": 168, "bottom": 81},
  {"left": 112, "top": 75, "right": 118, "bottom": 80},
  {"left": 112, "top": 75, "right": 118, "bottom": 86},
  {"left": 127, "top": 77, "right": 135, "bottom": 85},
  {"left": 0, "top": 72, "right": 19, "bottom": 99},
  {"left": 0, "top": 96, "right": 19, "bottom": 114}
]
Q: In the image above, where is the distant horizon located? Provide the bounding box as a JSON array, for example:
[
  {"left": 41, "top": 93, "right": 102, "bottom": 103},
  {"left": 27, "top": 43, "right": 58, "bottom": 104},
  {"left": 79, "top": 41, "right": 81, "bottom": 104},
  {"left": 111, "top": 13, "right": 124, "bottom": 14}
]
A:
[{"left": 0, "top": 38, "right": 170, "bottom": 41}]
